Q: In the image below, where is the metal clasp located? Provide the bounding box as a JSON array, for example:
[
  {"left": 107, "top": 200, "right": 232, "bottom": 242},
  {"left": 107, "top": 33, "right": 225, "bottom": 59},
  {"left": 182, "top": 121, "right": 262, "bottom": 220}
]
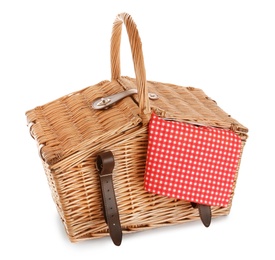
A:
[{"left": 92, "top": 89, "right": 158, "bottom": 109}]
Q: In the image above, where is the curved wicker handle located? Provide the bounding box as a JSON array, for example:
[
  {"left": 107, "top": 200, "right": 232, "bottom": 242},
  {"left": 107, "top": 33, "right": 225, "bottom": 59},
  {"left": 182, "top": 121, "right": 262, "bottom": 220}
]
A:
[{"left": 111, "top": 13, "right": 150, "bottom": 116}]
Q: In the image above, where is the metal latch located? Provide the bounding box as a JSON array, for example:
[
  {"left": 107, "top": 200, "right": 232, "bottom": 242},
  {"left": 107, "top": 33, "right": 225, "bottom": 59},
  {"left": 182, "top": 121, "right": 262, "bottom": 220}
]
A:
[{"left": 92, "top": 89, "right": 158, "bottom": 109}]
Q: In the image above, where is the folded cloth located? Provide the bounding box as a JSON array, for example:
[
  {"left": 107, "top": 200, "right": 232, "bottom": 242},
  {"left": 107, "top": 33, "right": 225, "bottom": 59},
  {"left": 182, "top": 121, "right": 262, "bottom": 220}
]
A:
[{"left": 144, "top": 113, "right": 242, "bottom": 207}]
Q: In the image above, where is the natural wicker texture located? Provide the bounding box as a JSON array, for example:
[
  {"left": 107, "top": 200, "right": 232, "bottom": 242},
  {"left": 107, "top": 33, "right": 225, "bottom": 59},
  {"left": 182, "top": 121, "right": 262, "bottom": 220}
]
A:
[{"left": 26, "top": 13, "right": 248, "bottom": 242}]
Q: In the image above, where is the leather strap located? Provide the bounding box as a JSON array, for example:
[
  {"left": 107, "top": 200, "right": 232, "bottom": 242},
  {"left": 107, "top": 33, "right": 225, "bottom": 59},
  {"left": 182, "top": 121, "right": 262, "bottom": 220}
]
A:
[
  {"left": 96, "top": 151, "right": 122, "bottom": 246},
  {"left": 191, "top": 202, "right": 212, "bottom": 227}
]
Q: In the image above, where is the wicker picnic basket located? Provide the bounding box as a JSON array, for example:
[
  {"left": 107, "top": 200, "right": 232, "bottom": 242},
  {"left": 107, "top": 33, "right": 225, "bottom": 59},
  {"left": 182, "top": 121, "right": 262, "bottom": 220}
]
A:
[{"left": 26, "top": 13, "right": 248, "bottom": 245}]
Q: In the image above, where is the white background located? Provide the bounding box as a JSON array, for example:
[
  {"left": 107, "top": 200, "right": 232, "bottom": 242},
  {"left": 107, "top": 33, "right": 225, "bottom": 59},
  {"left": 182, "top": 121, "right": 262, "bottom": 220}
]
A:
[{"left": 1, "top": 0, "right": 274, "bottom": 259}]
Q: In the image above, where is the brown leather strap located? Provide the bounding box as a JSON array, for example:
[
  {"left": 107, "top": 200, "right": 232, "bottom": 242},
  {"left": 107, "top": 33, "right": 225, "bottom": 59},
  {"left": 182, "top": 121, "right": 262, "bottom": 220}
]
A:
[
  {"left": 96, "top": 151, "right": 122, "bottom": 246},
  {"left": 191, "top": 202, "right": 212, "bottom": 227}
]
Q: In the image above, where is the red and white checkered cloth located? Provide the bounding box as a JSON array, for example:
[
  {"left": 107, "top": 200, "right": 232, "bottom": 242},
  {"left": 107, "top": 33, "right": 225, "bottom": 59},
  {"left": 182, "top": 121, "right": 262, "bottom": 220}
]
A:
[{"left": 144, "top": 113, "right": 242, "bottom": 207}]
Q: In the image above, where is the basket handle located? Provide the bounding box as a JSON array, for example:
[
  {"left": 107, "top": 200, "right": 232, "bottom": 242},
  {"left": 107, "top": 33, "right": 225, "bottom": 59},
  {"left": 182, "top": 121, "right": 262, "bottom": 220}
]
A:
[{"left": 110, "top": 13, "right": 151, "bottom": 116}]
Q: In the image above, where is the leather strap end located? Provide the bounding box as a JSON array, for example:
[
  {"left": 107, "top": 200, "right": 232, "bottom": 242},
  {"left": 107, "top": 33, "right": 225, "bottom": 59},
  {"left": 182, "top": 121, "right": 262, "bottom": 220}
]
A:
[
  {"left": 96, "top": 151, "right": 123, "bottom": 246},
  {"left": 191, "top": 202, "right": 212, "bottom": 228}
]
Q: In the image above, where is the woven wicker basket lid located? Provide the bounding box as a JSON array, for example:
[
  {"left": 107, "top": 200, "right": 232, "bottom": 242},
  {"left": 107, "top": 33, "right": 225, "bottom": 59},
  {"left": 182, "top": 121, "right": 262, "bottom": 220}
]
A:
[{"left": 26, "top": 13, "right": 248, "bottom": 165}]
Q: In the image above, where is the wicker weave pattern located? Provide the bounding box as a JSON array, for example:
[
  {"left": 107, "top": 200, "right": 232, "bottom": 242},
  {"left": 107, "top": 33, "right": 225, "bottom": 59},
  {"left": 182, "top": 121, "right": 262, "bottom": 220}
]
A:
[
  {"left": 27, "top": 80, "right": 142, "bottom": 164},
  {"left": 118, "top": 77, "right": 248, "bottom": 137},
  {"left": 26, "top": 13, "right": 248, "bottom": 242}
]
